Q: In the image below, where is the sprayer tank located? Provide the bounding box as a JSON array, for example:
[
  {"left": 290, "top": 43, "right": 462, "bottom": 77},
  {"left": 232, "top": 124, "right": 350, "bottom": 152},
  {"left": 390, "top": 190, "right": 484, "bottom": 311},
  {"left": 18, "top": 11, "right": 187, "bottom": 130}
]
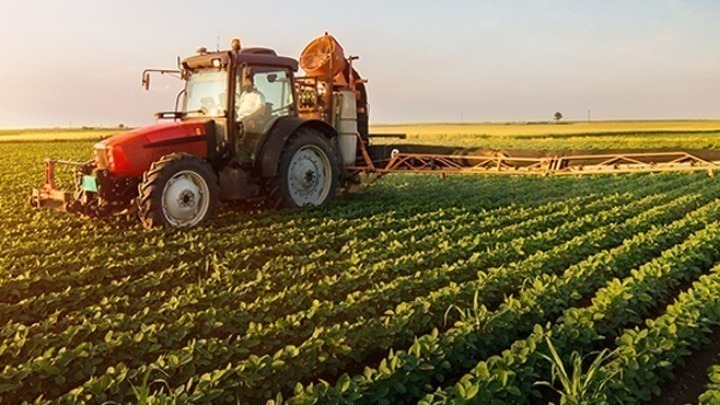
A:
[{"left": 336, "top": 90, "right": 358, "bottom": 166}]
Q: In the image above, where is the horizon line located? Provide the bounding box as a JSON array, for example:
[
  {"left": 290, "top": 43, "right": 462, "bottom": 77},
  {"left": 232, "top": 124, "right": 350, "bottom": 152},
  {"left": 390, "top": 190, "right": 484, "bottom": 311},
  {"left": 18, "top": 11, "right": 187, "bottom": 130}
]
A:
[{"left": 3, "top": 117, "right": 720, "bottom": 131}]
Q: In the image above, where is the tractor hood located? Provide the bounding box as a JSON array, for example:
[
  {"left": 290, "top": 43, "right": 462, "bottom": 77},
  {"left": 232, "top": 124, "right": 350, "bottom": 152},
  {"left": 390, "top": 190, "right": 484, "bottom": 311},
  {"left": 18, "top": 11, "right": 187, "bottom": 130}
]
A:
[{"left": 93, "top": 121, "right": 211, "bottom": 177}]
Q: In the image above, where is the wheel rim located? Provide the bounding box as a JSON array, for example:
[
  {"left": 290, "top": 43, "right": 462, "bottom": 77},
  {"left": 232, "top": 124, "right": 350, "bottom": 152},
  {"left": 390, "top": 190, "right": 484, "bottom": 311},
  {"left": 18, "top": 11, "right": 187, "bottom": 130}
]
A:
[
  {"left": 161, "top": 170, "right": 210, "bottom": 227},
  {"left": 287, "top": 144, "right": 333, "bottom": 206}
]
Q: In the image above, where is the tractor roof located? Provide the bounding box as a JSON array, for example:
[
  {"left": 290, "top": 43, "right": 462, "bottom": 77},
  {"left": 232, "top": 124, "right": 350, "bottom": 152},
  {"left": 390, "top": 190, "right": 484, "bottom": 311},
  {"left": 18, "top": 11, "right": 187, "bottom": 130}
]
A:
[{"left": 182, "top": 48, "right": 298, "bottom": 71}]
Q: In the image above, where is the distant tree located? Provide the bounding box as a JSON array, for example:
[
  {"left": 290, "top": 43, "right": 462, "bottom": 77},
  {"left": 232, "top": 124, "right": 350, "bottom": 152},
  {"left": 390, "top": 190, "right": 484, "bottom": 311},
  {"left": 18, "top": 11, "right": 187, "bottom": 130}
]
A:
[
  {"left": 118, "top": 123, "right": 125, "bottom": 129},
  {"left": 554, "top": 112, "right": 564, "bottom": 122}
]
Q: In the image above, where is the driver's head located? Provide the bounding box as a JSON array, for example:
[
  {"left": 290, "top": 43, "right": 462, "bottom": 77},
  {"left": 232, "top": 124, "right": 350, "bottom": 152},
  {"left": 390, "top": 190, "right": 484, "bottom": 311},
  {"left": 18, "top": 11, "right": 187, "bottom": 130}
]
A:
[{"left": 242, "top": 68, "right": 255, "bottom": 89}]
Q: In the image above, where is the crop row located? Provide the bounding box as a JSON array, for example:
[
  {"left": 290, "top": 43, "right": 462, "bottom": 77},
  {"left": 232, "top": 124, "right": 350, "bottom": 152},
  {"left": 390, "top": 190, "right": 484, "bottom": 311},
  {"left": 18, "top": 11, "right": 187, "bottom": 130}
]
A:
[
  {"left": 1, "top": 192, "right": 595, "bottom": 330},
  {"left": 1, "top": 176, "right": 627, "bottom": 347},
  {"left": 419, "top": 219, "right": 720, "bottom": 403},
  {"left": 0, "top": 177, "right": 684, "bottom": 402},
  {"left": 593, "top": 262, "right": 720, "bottom": 403},
  {"left": 0, "top": 186, "right": 633, "bottom": 371},
  {"left": 2, "top": 171, "right": 624, "bottom": 281},
  {"left": 2, "top": 174, "right": 685, "bottom": 348},
  {"left": 290, "top": 187, "right": 720, "bottom": 403},
  {"left": 49, "top": 179, "right": 713, "bottom": 402},
  {"left": 0, "top": 172, "right": 626, "bottom": 305},
  {"left": 117, "top": 175, "right": 688, "bottom": 322},
  {"left": 1, "top": 189, "right": 649, "bottom": 401},
  {"left": 699, "top": 365, "right": 720, "bottom": 404},
  {"left": 2, "top": 141, "right": 716, "bottom": 402}
]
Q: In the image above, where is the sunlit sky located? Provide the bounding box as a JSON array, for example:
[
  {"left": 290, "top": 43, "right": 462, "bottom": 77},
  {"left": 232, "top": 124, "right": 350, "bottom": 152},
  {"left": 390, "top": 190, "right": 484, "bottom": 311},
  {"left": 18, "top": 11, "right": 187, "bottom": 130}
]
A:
[{"left": 0, "top": 0, "right": 718, "bottom": 128}]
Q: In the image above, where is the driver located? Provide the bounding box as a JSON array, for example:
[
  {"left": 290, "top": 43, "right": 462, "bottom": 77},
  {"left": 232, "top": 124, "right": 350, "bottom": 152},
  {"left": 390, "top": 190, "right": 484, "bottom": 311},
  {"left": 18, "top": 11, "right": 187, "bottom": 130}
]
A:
[{"left": 237, "top": 68, "right": 266, "bottom": 126}]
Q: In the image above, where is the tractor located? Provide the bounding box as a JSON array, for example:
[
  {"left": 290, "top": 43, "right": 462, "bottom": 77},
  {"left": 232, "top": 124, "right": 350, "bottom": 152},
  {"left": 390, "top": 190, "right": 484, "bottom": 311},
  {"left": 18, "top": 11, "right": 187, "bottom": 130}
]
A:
[{"left": 31, "top": 34, "right": 374, "bottom": 228}]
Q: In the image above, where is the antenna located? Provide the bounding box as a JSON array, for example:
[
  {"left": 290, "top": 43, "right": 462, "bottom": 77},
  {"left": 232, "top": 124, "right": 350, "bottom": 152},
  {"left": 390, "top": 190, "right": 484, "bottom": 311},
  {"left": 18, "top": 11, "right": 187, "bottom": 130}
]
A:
[{"left": 217, "top": 31, "right": 220, "bottom": 52}]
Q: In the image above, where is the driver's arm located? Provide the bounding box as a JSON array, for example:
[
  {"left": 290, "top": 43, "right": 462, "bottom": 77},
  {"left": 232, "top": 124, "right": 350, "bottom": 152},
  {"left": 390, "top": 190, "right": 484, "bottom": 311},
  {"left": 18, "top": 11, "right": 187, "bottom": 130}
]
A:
[{"left": 250, "top": 91, "right": 266, "bottom": 115}]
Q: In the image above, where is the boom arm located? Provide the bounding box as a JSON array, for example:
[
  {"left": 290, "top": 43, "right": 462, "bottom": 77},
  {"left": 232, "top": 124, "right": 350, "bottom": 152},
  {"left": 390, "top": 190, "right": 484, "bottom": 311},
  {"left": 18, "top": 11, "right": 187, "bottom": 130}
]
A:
[{"left": 348, "top": 148, "right": 720, "bottom": 180}]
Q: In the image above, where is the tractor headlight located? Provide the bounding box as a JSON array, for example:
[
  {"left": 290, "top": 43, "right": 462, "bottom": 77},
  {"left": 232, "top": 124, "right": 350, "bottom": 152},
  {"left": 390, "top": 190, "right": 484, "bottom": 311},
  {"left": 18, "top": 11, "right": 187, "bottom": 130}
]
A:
[
  {"left": 93, "top": 143, "right": 108, "bottom": 169},
  {"left": 105, "top": 146, "right": 115, "bottom": 168}
]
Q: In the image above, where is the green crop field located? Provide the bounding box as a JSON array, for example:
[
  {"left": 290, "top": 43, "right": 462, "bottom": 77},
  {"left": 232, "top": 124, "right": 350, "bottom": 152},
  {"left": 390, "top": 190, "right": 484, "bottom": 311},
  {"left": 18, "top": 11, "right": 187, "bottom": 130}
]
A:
[
  {"left": 371, "top": 120, "right": 720, "bottom": 150},
  {"left": 4, "top": 133, "right": 720, "bottom": 403}
]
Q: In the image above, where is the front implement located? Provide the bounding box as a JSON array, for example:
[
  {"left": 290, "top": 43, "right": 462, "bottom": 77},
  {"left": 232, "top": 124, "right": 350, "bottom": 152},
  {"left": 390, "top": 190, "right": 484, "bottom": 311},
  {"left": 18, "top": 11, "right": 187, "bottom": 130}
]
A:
[
  {"left": 30, "top": 159, "right": 83, "bottom": 212},
  {"left": 30, "top": 158, "right": 136, "bottom": 217}
]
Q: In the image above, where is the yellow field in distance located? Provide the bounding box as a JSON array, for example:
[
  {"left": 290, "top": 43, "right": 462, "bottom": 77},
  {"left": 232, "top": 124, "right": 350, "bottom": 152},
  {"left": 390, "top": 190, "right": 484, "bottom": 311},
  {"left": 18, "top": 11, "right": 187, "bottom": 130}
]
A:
[
  {"left": 370, "top": 120, "right": 720, "bottom": 150},
  {"left": 0, "top": 128, "right": 119, "bottom": 142}
]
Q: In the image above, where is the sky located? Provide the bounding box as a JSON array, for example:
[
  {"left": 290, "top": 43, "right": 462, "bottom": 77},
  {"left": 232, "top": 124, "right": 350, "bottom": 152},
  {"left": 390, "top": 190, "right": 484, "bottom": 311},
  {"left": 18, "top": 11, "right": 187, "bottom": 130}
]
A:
[{"left": 0, "top": 0, "right": 718, "bottom": 128}]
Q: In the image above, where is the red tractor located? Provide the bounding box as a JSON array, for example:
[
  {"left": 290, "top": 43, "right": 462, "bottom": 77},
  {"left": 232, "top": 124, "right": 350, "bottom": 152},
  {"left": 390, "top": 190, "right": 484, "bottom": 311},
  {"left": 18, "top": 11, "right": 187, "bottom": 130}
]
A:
[{"left": 31, "top": 34, "right": 375, "bottom": 228}]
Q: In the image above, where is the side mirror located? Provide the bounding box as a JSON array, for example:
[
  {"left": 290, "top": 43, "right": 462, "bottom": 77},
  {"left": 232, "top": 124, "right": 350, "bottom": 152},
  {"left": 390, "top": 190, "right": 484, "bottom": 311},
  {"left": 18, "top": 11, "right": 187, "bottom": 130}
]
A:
[
  {"left": 142, "top": 72, "right": 150, "bottom": 90},
  {"left": 141, "top": 69, "right": 182, "bottom": 91}
]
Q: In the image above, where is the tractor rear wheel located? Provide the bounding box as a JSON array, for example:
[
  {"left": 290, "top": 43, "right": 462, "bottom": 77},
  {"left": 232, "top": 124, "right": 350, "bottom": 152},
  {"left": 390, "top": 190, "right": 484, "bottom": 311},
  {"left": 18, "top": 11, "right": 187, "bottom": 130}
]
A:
[
  {"left": 265, "top": 128, "right": 340, "bottom": 209},
  {"left": 137, "top": 153, "right": 219, "bottom": 229}
]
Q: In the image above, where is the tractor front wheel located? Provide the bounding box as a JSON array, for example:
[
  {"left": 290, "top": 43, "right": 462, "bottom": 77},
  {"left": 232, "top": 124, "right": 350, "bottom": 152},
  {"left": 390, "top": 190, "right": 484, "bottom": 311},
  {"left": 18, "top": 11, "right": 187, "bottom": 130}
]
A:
[
  {"left": 265, "top": 128, "right": 340, "bottom": 209},
  {"left": 137, "top": 153, "right": 219, "bottom": 229}
]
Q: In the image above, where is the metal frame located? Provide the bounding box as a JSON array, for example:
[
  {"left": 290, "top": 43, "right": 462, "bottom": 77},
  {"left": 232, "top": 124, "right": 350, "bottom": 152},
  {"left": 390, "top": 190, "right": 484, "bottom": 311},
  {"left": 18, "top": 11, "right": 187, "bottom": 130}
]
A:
[
  {"left": 369, "top": 150, "right": 720, "bottom": 177},
  {"left": 30, "top": 159, "right": 84, "bottom": 211}
]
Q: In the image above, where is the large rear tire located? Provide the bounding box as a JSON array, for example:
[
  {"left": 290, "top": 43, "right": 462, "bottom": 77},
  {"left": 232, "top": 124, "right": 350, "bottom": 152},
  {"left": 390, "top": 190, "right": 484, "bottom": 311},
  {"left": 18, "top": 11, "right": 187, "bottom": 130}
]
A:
[
  {"left": 265, "top": 128, "right": 340, "bottom": 209},
  {"left": 137, "top": 153, "right": 219, "bottom": 229}
]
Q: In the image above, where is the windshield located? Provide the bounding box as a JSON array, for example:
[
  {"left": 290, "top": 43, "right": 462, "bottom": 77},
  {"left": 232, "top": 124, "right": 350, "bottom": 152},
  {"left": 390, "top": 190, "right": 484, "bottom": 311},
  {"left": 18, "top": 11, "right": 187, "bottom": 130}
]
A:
[{"left": 184, "top": 69, "right": 228, "bottom": 118}]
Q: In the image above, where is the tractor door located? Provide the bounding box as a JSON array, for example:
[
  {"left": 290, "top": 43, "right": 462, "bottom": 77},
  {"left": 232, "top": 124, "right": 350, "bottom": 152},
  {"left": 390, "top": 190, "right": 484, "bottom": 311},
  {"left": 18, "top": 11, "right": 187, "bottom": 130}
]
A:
[
  {"left": 235, "top": 65, "right": 296, "bottom": 162},
  {"left": 182, "top": 68, "right": 231, "bottom": 162}
]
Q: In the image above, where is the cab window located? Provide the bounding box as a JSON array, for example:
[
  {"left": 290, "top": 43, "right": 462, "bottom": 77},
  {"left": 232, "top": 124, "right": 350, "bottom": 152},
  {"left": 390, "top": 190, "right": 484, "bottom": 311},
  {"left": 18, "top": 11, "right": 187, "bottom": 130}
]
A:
[
  {"left": 235, "top": 67, "right": 294, "bottom": 160},
  {"left": 236, "top": 68, "right": 294, "bottom": 126}
]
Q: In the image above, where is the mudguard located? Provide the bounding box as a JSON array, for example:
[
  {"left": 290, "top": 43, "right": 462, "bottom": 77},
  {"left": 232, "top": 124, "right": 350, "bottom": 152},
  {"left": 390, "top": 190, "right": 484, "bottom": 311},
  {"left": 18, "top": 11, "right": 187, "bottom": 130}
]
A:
[{"left": 257, "top": 117, "right": 337, "bottom": 178}]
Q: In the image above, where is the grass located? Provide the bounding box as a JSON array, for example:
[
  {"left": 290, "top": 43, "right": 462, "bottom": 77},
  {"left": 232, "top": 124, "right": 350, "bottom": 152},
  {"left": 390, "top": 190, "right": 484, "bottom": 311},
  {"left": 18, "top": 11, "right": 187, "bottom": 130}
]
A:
[{"left": 534, "top": 336, "right": 619, "bottom": 405}]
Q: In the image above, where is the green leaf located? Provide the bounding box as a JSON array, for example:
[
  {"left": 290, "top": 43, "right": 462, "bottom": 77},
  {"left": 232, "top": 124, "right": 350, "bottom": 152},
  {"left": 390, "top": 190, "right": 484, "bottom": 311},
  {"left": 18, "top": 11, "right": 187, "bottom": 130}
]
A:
[{"left": 337, "top": 374, "right": 351, "bottom": 393}]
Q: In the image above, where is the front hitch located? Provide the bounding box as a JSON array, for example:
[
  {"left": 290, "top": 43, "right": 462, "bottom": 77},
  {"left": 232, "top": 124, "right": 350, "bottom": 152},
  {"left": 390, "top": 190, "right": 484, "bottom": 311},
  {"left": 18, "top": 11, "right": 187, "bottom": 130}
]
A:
[
  {"left": 31, "top": 158, "right": 138, "bottom": 218},
  {"left": 29, "top": 159, "right": 85, "bottom": 212}
]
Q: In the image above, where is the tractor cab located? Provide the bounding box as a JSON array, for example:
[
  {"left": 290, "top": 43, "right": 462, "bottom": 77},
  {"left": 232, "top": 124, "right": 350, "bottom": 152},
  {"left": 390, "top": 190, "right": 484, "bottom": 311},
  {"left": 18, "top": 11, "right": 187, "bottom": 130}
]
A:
[{"left": 151, "top": 45, "right": 300, "bottom": 165}]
